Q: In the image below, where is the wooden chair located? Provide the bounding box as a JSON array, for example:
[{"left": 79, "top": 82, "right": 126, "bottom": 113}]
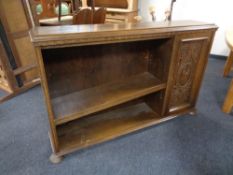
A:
[
  {"left": 0, "top": 1, "right": 40, "bottom": 103},
  {"left": 223, "top": 29, "right": 233, "bottom": 77},
  {"left": 222, "top": 80, "right": 233, "bottom": 113},
  {"left": 72, "top": 0, "right": 106, "bottom": 25},
  {"left": 93, "top": 7, "right": 106, "bottom": 24},
  {"left": 222, "top": 29, "right": 233, "bottom": 113},
  {"left": 73, "top": 8, "right": 93, "bottom": 24}
]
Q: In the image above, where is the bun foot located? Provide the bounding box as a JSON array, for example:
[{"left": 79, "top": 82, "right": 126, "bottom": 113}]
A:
[
  {"left": 189, "top": 111, "right": 197, "bottom": 116},
  {"left": 49, "top": 154, "right": 63, "bottom": 164}
]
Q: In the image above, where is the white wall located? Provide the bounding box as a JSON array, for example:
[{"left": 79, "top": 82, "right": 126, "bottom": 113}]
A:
[{"left": 138, "top": 0, "right": 232, "bottom": 56}]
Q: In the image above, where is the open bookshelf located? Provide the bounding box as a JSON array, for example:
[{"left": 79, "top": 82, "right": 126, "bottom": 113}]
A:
[
  {"left": 41, "top": 38, "right": 172, "bottom": 159},
  {"left": 57, "top": 102, "right": 165, "bottom": 156},
  {"left": 31, "top": 21, "right": 217, "bottom": 163},
  {"left": 52, "top": 72, "right": 166, "bottom": 125}
]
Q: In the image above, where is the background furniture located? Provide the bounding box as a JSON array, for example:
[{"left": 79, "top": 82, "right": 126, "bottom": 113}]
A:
[
  {"left": 72, "top": 7, "right": 106, "bottom": 24},
  {"left": 27, "top": 0, "right": 73, "bottom": 26},
  {"left": 28, "top": 0, "right": 138, "bottom": 26},
  {"left": 39, "top": 16, "right": 73, "bottom": 26},
  {"left": 0, "top": 0, "right": 40, "bottom": 103},
  {"left": 35, "top": 0, "right": 72, "bottom": 19},
  {"left": 222, "top": 29, "right": 233, "bottom": 113},
  {"left": 37, "top": 0, "right": 58, "bottom": 19},
  {"left": 30, "top": 21, "right": 217, "bottom": 163},
  {"left": 29, "top": 0, "right": 107, "bottom": 26},
  {"left": 0, "top": 37, "right": 15, "bottom": 96},
  {"left": 223, "top": 29, "right": 233, "bottom": 77},
  {"left": 86, "top": 0, "right": 138, "bottom": 23}
]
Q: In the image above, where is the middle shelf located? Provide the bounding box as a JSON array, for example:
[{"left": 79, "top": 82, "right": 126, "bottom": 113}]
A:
[{"left": 52, "top": 72, "right": 166, "bottom": 125}]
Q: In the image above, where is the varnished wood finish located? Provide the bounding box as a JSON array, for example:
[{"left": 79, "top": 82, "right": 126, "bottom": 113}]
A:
[
  {"left": 223, "top": 30, "right": 233, "bottom": 77},
  {"left": 30, "top": 21, "right": 217, "bottom": 162},
  {"left": 57, "top": 103, "right": 167, "bottom": 156},
  {"left": 93, "top": 7, "right": 106, "bottom": 24},
  {"left": 25, "top": 0, "right": 40, "bottom": 26},
  {"left": 0, "top": 26, "right": 38, "bottom": 102},
  {"left": 0, "top": 40, "right": 14, "bottom": 93},
  {"left": 223, "top": 51, "right": 233, "bottom": 77},
  {"left": 165, "top": 35, "right": 211, "bottom": 114},
  {"left": 53, "top": 72, "right": 166, "bottom": 125},
  {"left": 13, "top": 63, "right": 37, "bottom": 76},
  {"left": 0, "top": 0, "right": 38, "bottom": 81},
  {"left": 87, "top": 0, "right": 128, "bottom": 9},
  {"left": 0, "top": 0, "right": 39, "bottom": 103},
  {"left": 72, "top": 7, "right": 106, "bottom": 25},
  {"left": 222, "top": 29, "right": 233, "bottom": 113},
  {"left": 35, "top": 47, "right": 59, "bottom": 152},
  {"left": 30, "top": 21, "right": 216, "bottom": 48},
  {"left": 73, "top": 9, "right": 93, "bottom": 24},
  {"left": 222, "top": 79, "right": 233, "bottom": 113},
  {"left": 0, "top": 78, "right": 40, "bottom": 103},
  {"left": 41, "top": 38, "right": 171, "bottom": 97}
]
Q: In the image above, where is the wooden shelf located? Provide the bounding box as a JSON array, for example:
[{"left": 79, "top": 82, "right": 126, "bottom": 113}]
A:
[
  {"left": 56, "top": 102, "right": 164, "bottom": 156},
  {"left": 52, "top": 72, "right": 166, "bottom": 125}
]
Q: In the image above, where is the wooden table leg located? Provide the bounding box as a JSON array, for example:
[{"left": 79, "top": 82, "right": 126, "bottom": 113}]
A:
[
  {"left": 222, "top": 79, "right": 233, "bottom": 113},
  {"left": 223, "top": 51, "right": 233, "bottom": 77}
]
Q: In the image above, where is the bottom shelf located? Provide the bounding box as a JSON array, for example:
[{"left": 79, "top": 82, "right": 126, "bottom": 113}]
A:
[{"left": 56, "top": 102, "right": 176, "bottom": 156}]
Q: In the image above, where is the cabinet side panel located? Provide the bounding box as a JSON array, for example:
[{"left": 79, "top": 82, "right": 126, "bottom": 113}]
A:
[
  {"left": 35, "top": 47, "right": 59, "bottom": 153},
  {"left": 165, "top": 31, "right": 215, "bottom": 115}
]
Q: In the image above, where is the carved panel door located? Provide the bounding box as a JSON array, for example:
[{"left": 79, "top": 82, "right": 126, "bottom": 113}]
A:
[{"left": 164, "top": 31, "right": 214, "bottom": 115}]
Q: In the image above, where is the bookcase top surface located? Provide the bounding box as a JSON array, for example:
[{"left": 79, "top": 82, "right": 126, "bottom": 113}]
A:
[{"left": 30, "top": 20, "right": 217, "bottom": 47}]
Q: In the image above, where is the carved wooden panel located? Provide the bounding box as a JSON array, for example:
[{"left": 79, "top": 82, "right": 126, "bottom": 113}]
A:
[
  {"left": 0, "top": 59, "right": 9, "bottom": 89},
  {"left": 168, "top": 37, "right": 209, "bottom": 113},
  {"left": 0, "top": 38, "right": 12, "bottom": 92}
]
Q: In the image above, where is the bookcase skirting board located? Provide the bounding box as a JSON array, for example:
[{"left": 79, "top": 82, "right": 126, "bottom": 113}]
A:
[{"left": 30, "top": 21, "right": 217, "bottom": 163}]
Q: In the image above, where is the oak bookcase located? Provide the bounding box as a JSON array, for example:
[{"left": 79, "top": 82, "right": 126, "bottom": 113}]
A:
[{"left": 30, "top": 21, "right": 217, "bottom": 163}]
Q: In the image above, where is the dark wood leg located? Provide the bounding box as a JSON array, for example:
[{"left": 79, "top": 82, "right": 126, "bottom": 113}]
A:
[{"left": 222, "top": 79, "right": 233, "bottom": 113}]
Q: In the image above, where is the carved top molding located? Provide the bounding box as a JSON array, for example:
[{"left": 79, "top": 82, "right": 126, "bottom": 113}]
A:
[{"left": 29, "top": 20, "right": 217, "bottom": 47}]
